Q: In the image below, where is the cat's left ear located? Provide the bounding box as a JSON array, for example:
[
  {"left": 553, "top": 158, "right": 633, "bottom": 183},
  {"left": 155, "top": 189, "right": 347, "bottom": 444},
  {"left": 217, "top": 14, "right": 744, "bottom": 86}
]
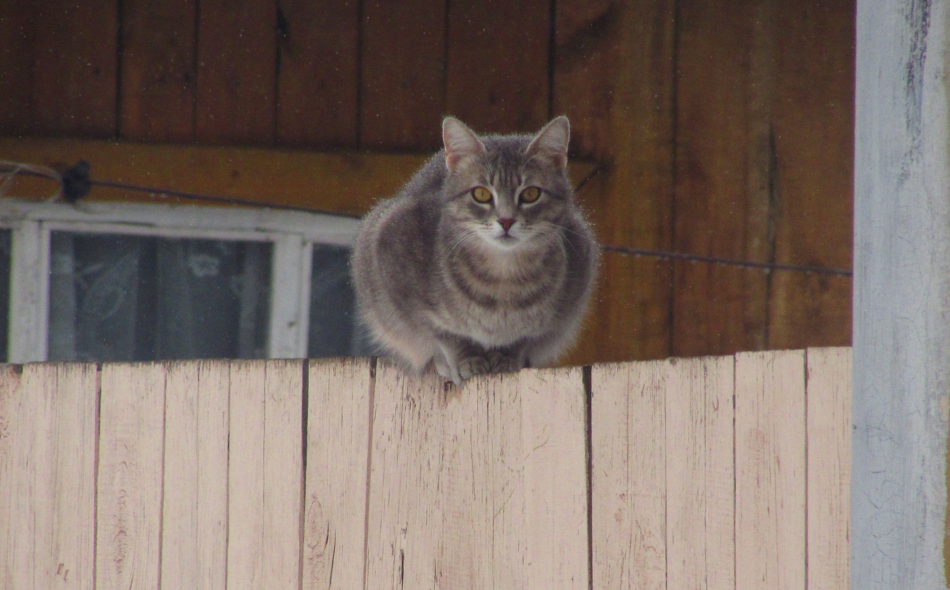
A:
[
  {"left": 526, "top": 116, "right": 570, "bottom": 169},
  {"left": 443, "top": 117, "right": 486, "bottom": 172}
]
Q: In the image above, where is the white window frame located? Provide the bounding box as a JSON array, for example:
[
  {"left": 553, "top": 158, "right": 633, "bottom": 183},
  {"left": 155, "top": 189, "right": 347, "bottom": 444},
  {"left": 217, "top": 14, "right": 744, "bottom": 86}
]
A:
[{"left": 0, "top": 197, "right": 360, "bottom": 363}]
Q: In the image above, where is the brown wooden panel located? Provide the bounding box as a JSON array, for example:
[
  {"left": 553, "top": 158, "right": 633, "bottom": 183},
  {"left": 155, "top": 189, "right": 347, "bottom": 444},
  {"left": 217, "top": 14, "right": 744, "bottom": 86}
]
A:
[
  {"left": 196, "top": 0, "right": 277, "bottom": 144},
  {"left": 768, "top": 0, "right": 854, "bottom": 349},
  {"left": 554, "top": 0, "right": 675, "bottom": 362},
  {"left": 445, "top": 0, "right": 550, "bottom": 133},
  {"left": 276, "top": 0, "right": 359, "bottom": 148},
  {"left": 120, "top": 0, "right": 197, "bottom": 142},
  {"left": 0, "top": 1, "right": 35, "bottom": 134},
  {"left": 0, "top": 136, "right": 596, "bottom": 217},
  {"left": 360, "top": 0, "right": 446, "bottom": 150},
  {"left": 31, "top": 0, "right": 118, "bottom": 136},
  {"left": 672, "top": 0, "right": 772, "bottom": 357}
]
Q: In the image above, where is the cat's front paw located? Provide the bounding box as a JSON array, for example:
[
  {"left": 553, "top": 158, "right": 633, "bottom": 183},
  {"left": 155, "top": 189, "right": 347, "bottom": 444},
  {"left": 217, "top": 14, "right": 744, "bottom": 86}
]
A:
[
  {"left": 456, "top": 356, "right": 493, "bottom": 382},
  {"left": 485, "top": 349, "right": 523, "bottom": 374}
]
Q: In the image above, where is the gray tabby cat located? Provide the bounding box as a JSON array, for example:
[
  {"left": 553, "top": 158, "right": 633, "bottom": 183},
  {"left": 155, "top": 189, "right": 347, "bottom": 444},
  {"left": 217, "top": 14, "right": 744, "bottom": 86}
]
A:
[{"left": 352, "top": 116, "right": 598, "bottom": 384}]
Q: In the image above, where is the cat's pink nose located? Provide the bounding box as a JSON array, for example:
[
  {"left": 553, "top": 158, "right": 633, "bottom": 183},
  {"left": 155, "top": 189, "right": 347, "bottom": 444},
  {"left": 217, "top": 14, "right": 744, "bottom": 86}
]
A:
[{"left": 498, "top": 218, "right": 515, "bottom": 232}]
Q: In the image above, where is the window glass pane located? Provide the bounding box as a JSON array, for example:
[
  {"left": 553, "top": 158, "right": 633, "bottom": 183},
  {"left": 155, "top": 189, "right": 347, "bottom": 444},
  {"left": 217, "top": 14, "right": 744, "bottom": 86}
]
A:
[
  {"left": 308, "top": 245, "right": 368, "bottom": 357},
  {"left": 48, "top": 232, "right": 271, "bottom": 362},
  {"left": 0, "top": 229, "right": 10, "bottom": 362}
]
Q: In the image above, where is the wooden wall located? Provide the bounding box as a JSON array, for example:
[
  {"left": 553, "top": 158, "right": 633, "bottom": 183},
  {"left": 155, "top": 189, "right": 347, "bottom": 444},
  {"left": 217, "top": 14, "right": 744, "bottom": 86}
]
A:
[{"left": 0, "top": 0, "right": 855, "bottom": 364}]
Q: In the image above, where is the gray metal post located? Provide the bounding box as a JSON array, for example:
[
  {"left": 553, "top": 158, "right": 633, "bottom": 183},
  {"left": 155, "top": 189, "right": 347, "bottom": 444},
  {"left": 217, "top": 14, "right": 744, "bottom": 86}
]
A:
[{"left": 854, "top": 0, "right": 950, "bottom": 588}]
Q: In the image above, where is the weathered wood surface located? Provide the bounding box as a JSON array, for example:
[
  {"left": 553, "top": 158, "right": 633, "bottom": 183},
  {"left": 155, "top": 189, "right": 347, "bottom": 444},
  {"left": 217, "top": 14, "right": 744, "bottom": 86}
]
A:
[
  {"left": 853, "top": 0, "right": 950, "bottom": 588},
  {"left": 0, "top": 351, "right": 851, "bottom": 588}
]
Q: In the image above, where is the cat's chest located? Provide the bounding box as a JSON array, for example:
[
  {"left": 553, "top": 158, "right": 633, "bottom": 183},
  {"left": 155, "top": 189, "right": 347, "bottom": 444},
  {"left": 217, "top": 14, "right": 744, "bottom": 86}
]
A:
[{"left": 435, "top": 248, "right": 565, "bottom": 344}]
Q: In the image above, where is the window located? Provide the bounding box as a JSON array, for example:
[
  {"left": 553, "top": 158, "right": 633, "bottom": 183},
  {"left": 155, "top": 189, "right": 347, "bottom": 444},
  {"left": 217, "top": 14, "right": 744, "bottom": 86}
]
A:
[{"left": 0, "top": 198, "right": 361, "bottom": 363}]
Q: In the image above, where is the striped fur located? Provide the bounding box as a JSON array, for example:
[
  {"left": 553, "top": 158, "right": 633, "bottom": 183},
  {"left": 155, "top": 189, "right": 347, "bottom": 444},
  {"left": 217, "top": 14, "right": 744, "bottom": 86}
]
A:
[{"left": 351, "top": 116, "right": 599, "bottom": 384}]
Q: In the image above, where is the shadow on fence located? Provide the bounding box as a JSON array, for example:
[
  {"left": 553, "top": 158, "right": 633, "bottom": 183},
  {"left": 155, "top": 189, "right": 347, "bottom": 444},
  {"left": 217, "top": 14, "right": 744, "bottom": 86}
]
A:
[{"left": 0, "top": 348, "right": 850, "bottom": 589}]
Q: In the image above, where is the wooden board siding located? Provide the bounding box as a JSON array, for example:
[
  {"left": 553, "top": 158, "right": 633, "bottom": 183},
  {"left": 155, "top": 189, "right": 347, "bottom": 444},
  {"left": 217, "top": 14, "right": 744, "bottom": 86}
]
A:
[
  {"left": 360, "top": 0, "right": 446, "bottom": 151},
  {"left": 767, "top": 0, "right": 854, "bottom": 350},
  {"left": 276, "top": 0, "right": 360, "bottom": 149},
  {"left": 0, "top": 0, "right": 855, "bottom": 362},
  {"left": 673, "top": 0, "right": 771, "bottom": 357},
  {"left": 120, "top": 0, "right": 198, "bottom": 142},
  {"left": 196, "top": 0, "right": 277, "bottom": 145},
  {"left": 0, "top": 351, "right": 852, "bottom": 588},
  {"left": 445, "top": 0, "right": 551, "bottom": 134},
  {"left": 553, "top": 0, "right": 676, "bottom": 365}
]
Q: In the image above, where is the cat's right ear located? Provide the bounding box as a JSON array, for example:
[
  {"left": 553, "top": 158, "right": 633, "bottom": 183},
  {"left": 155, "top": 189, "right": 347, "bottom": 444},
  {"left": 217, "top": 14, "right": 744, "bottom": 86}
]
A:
[{"left": 443, "top": 117, "right": 486, "bottom": 172}]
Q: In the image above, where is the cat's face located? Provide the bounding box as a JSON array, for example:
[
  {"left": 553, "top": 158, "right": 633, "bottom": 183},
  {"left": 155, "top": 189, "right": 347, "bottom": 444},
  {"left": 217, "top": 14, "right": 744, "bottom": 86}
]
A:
[{"left": 441, "top": 117, "right": 574, "bottom": 253}]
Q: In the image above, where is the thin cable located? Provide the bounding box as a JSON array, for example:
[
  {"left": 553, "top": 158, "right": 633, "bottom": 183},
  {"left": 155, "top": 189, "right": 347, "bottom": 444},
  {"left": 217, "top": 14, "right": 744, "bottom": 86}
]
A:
[{"left": 0, "top": 162, "right": 853, "bottom": 277}]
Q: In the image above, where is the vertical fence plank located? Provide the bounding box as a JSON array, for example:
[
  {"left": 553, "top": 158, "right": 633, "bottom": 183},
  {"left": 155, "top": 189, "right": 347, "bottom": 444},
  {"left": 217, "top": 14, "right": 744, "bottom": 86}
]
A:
[
  {"left": 805, "top": 348, "right": 851, "bottom": 590},
  {"left": 97, "top": 363, "right": 167, "bottom": 590},
  {"left": 0, "top": 365, "right": 22, "bottom": 590},
  {"left": 227, "top": 361, "right": 266, "bottom": 590},
  {"left": 735, "top": 350, "right": 806, "bottom": 590},
  {"left": 0, "top": 365, "right": 98, "bottom": 590},
  {"left": 304, "top": 358, "right": 373, "bottom": 589},
  {"left": 276, "top": 0, "right": 360, "bottom": 148},
  {"left": 360, "top": 0, "right": 446, "bottom": 150},
  {"left": 665, "top": 356, "right": 735, "bottom": 590},
  {"left": 519, "top": 367, "right": 589, "bottom": 589},
  {"left": 445, "top": 0, "right": 550, "bottom": 133},
  {"left": 592, "top": 361, "right": 667, "bottom": 590},
  {"left": 364, "top": 362, "right": 445, "bottom": 588},
  {"left": 227, "top": 360, "right": 303, "bottom": 590},
  {"left": 262, "top": 360, "right": 303, "bottom": 588},
  {"left": 161, "top": 361, "right": 229, "bottom": 590},
  {"left": 705, "top": 357, "right": 737, "bottom": 590}
]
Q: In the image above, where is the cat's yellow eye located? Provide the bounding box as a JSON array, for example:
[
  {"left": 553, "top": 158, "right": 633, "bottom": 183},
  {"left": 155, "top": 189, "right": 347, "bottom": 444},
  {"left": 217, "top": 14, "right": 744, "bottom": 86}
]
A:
[
  {"left": 520, "top": 187, "right": 541, "bottom": 204},
  {"left": 471, "top": 186, "right": 493, "bottom": 204}
]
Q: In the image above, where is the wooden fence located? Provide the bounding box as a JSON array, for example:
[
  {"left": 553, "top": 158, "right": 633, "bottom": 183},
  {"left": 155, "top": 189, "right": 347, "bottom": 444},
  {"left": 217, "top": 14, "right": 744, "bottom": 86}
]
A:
[{"left": 0, "top": 348, "right": 850, "bottom": 589}]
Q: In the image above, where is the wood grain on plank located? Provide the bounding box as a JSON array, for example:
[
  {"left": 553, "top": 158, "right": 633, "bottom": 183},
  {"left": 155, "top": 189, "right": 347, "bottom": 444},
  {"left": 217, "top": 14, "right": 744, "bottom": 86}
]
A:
[
  {"left": 673, "top": 0, "right": 773, "bottom": 357},
  {"left": 554, "top": 0, "right": 675, "bottom": 363},
  {"left": 31, "top": 0, "right": 118, "bottom": 136},
  {"left": 363, "top": 361, "right": 445, "bottom": 588},
  {"left": 805, "top": 347, "right": 851, "bottom": 590},
  {"left": 768, "top": 0, "right": 854, "bottom": 350},
  {"left": 97, "top": 363, "right": 167, "bottom": 590},
  {"left": 735, "top": 350, "right": 806, "bottom": 590},
  {"left": 120, "top": 0, "right": 197, "bottom": 142},
  {"left": 445, "top": 0, "right": 550, "bottom": 133},
  {"left": 227, "top": 360, "right": 304, "bottom": 590},
  {"left": 276, "top": 0, "right": 359, "bottom": 148},
  {"left": 0, "top": 365, "right": 98, "bottom": 590},
  {"left": 0, "top": 0, "right": 36, "bottom": 134},
  {"left": 360, "top": 0, "right": 446, "bottom": 150},
  {"left": 196, "top": 0, "right": 277, "bottom": 144},
  {"left": 304, "top": 358, "right": 373, "bottom": 589},
  {"left": 161, "top": 361, "right": 229, "bottom": 590},
  {"left": 366, "top": 363, "right": 587, "bottom": 589},
  {"left": 0, "top": 137, "right": 597, "bottom": 218},
  {"left": 227, "top": 360, "right": 267, "bottom": 590},
  {"left": 591, "top": 360, "right": 667, "bottom": 590},
  {"left": 518, "top": 367, "right": 588, "bottom": 589},
  {"left": 665, "top": 356, "right": 735, "bottom": 590},
  {"left": 0, "top": 365, "right": 21, "bottom": 590},
  {"left": 262, "top": 360, "right": 303, "bottom": 588}
]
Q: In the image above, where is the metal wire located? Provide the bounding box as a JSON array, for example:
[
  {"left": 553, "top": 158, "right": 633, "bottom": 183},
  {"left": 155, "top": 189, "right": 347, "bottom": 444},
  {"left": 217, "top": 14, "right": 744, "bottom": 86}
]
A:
[{"left": 0, "top": 162, "right": 853, "bottom": 277}]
